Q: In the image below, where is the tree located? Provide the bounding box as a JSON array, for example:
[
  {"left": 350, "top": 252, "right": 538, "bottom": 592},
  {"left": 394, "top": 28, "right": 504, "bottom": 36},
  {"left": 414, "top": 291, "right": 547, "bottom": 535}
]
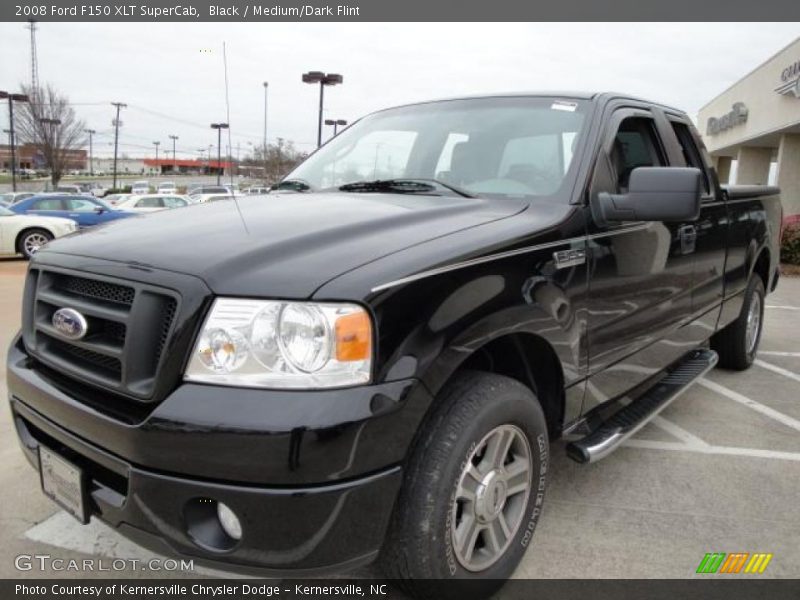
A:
[
  {"left": 15, "top": 84, "right": 87, "bottom": 186},
  {"left": 242, "top": 138, "right": 308, "bottom": 183}
]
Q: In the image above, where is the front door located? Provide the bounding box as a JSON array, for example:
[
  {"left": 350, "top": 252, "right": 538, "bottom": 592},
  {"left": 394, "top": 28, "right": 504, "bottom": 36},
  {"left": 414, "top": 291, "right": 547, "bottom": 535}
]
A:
[{"left": 583, "top": 107, "right": 697, "bottom": 410}]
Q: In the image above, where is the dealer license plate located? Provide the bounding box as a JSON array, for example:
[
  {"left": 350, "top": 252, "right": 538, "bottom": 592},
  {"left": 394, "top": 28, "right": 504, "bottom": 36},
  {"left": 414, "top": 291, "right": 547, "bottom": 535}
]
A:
[{"left": 39, "top": 445, "right": 88, "bottom": 524}]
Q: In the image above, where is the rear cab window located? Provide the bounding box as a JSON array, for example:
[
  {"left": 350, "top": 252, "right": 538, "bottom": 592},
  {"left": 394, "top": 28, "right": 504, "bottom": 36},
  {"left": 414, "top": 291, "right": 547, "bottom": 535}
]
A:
[{"left": 669, "top": 120, "right": 711, "bottom": 195}]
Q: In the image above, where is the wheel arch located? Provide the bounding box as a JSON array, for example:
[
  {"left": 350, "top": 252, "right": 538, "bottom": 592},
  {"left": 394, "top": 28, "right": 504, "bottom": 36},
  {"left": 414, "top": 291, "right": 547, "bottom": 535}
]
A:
[
  {"left": 14, "top": 225, "right": 55, "bottom": 254},
  {"left": 751, "top": 246, "right": 771, "bottom": 292}
]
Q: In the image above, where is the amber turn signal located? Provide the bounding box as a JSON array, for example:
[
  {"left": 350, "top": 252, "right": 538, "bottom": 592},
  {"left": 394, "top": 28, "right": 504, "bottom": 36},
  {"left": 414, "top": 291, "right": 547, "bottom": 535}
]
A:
[{"left": 335, "top": 311, "right": 372, "bottom": 362}]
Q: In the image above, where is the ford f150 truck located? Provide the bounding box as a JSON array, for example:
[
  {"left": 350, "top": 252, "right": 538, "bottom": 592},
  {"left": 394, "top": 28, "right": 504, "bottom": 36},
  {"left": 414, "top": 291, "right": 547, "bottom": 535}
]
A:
[{"left": 7, "top": 93, "right": 781, "bottom": 599}]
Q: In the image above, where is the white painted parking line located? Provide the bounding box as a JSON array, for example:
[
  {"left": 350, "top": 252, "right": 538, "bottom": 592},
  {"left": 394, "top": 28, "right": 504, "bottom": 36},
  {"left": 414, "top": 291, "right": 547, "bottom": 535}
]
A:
[
  {"left": 759, "top": 351, "right": 800, "bottom": 357},
  {"left": 765, "top": 305, "right": 800, "bottom": 310},
  {"left": 753, "top": 359, "right": 800, "bottom": 384},
  {"left": 623, "top": 439, "right": 800, "bottom": 462},
  {"left": 698, "top": 378, "right": 800, "bottom": 433},
  {"left": 25, "top": 511, "right": 244, "bottom": 578},
  {"left": 651, "top": 416, "right": 710, "bottom": 448}
]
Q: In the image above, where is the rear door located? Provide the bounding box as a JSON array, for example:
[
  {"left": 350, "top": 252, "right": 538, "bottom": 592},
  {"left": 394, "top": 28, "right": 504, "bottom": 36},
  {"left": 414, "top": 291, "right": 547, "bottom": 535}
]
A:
[
  {"left": 26, "top": 197, "right": 67, "bottom": 219},
  {"left": 583, "top": 105, "right": 697, "bottom": 408},
  {"left": 665, "top": 115, "right": 727, "bottom": 340}
]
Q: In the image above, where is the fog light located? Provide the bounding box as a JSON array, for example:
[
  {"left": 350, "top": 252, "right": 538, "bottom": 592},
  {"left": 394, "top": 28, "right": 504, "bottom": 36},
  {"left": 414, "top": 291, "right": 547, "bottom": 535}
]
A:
[{"left": 217, "top": 502, "right": 242, "bottom": 540}]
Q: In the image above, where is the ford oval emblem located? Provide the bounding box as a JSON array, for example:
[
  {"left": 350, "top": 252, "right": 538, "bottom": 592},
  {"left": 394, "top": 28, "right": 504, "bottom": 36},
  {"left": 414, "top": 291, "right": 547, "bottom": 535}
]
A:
[{"left": 52, "top": 308, "right": 88, "bottom": 340}]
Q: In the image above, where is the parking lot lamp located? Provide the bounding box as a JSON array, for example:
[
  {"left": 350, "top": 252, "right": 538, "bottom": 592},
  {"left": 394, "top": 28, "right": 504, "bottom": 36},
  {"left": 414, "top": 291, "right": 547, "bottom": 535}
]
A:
[
  {"left": 169, "top": 135, "right": 179, "bottom": 174},
  {"left": 1, "top": 91, "right": 30, "bottom": 191},
  {"left": 110, "top": 102, "right": 126, "bottom": 191},
  {"left": 153, "top": 140, "right": 160, "bottom": 162},
  {"left": 210, "top": 123, "right": 229, "bottom": 185},
  {"left": 325, "top": 118, "right": 348, "bottom": 137},
  {"left": 302, "top": 72, "right": 343, "bottom": 148},
  {"left": 85, "top": 129, "right": 96, "bottom": 176}
]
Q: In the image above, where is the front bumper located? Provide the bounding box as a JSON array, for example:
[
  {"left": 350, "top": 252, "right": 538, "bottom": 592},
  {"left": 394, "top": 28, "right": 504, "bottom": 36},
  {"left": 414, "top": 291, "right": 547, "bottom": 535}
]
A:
[{"left": 7, "top": 337, "right": 426, "bottom": 574}]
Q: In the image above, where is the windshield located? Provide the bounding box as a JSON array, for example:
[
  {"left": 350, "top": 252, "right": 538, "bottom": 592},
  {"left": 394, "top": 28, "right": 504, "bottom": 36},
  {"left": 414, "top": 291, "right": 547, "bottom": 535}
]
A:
[
  {"left": 286, "top": 96, "right": 589, "bottom": 199},
  {"left": 0, "top": 207, "right": 13, "bottom": 216}
]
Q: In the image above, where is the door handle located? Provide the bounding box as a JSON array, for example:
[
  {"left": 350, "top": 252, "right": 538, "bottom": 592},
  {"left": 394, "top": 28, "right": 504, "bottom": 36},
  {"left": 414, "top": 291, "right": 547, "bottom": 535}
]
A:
[{"left": 678, "top": 224, "right": 697, "bottom": 254}]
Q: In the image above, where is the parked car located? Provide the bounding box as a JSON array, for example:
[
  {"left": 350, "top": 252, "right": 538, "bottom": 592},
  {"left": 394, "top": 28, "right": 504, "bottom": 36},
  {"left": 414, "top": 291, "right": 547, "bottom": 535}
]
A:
[
  {"left": 103, "top": 193, "right": 132, "bottom": 207},
  {"left": 54, "top": 184, "right": 92, "bottom": 196},
  {"left": 9, "top": 194, "right": 136, "bottom": 228},
  {"left": 188, "top": 186, "right": 232, "bottom": 203},
  {"left": 0, "top": 192, "right": 36, "bottom": 205},
  {"left": 0, "top": 205, "right": 77, "bottom": 259},
  {"left": 116, "top": 194, "right": 190, "bottom": 212},
  {"left": 6, "top": 92, "right": 782, "bottom": 599},
  {"left": 131, "top": 180, "right": 150, "bottom": 194},
  {"left": 244, "top": 186, "right": 270, "bottom": 195},
  {"left": 88, "top": 182, "right": 107, "bottom": 197},
  {"left": 156, "top": 181, "right": 178, "bottom": 194}
]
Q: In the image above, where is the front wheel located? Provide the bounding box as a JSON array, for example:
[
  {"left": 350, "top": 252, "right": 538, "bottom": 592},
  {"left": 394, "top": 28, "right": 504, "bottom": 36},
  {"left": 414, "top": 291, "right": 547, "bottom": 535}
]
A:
[
  {"left": 380, "top": 371, "right": 549, "bottom": 600},
  {"left": 712, "top": 274, "right": 765, "bottom": 370},
  {"left": 18, "top": 228, "right": 53, "bottom": 260}
]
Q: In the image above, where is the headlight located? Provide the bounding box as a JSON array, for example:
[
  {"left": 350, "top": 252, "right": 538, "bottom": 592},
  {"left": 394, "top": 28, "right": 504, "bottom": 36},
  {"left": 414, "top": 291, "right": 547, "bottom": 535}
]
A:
[{"left": 185, "top": 298, "right": 372, "bottom": 389}]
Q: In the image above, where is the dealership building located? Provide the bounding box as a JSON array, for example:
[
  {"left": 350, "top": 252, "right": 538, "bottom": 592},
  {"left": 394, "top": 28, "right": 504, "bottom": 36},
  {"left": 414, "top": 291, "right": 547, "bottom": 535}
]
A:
[{"left": 698, "top": 36, "right": 800, "bottom": 217}]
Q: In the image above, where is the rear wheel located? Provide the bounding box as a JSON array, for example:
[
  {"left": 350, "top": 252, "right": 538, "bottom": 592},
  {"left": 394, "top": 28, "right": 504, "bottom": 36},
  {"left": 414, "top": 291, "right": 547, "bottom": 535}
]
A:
[
  {"left": 18, "top": 228, "right": 53, "bottom": 260},
  {"left": 712, "top": 274, "right": 765, "bottom": 370},
  {"left": 380, "top": 371, "right": 549, "bottom": 600}
]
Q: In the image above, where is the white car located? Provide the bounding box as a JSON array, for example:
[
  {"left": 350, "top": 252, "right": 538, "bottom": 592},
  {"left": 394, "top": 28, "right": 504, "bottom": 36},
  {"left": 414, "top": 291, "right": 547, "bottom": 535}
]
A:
[
  {"left": 130, "top": 180, "right": 150, "bottom": 195},
  {"left": 157, "top": 181, "right": 177, "bottom": 194},
  {"left": 188, "top": 185, "right": 234, "bottom": 203},
  {"left": 104, "top": 193, "right": 132, "bottom": 207},
  {"left": 0, "top": 205, "right": 77, "bottom": 259},
  {"left": 0, "top": 192, "right": 36, "bottom": 205},
  {"left": 116, "top": 194, "right": 190, "bottom": 212}
]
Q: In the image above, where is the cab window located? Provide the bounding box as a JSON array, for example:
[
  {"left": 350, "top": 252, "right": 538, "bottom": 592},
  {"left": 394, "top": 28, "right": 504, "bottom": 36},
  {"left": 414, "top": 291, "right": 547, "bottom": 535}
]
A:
[
  {"left": 611, "top": 117, "right": 666, "bottom": 192},
  {"left": 136, "top": 197, "right": 163, "bottom": 208},
  {"left": 670, "top": 121, "right": 710, "bottom": 194},
  {"left": 67, "top": 198, "right": 98, "bottom": 212},
  {"left": 32, "top": 198, "right": 65, "bottom": 211}
]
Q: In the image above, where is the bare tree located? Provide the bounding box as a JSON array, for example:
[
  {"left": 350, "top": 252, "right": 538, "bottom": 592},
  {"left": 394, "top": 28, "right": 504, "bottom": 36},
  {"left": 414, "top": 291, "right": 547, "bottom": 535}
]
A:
[
  {"left": 242, "top": 138, "right": 308, "bottom": 183},
  {"left": 15, "top": 84, "right": 87, "bottom": 186}
]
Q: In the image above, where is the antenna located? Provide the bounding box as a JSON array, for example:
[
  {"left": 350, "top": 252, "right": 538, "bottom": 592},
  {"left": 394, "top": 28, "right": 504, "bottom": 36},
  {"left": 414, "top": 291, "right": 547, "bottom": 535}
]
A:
[
  {"left": 27, "top": 20, "right": 39, "bottom": 95},
  {"left": 222, "top": 41, "right": 248, "bottom": 234}
]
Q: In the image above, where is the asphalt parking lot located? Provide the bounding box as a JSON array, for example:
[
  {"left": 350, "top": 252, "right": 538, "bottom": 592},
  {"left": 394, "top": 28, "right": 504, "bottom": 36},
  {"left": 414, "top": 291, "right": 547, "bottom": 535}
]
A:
[{"left": 1, "top": 256, "right": 798, "bottom": 580}]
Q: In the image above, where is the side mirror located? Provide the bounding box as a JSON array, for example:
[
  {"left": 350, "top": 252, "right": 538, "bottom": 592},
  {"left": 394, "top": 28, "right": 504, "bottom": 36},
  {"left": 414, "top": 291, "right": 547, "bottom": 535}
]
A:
[
  {"left": 593, "top": 167, "right": 702, "bottom": 226},
  {"left": 93, "top": 206, "right": 105, "bottom": 214}
]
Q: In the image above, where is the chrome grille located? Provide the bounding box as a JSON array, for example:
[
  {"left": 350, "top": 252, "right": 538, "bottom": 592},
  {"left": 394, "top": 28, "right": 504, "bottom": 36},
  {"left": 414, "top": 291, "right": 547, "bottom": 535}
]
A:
[{"left": 22, "top": 267, "right": 180, "bottom": 401}]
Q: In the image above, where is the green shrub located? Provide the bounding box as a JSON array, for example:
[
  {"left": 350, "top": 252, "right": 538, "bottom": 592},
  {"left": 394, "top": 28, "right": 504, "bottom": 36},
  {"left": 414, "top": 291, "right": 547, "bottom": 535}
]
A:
[{"left": 781, "top": 222, "right": 800, "bottom": 265}]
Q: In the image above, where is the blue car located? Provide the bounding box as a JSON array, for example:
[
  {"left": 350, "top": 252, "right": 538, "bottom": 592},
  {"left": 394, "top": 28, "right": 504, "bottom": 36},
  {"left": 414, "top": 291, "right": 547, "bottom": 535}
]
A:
[{"left": 9, "top": 194, "right": 136, "bottom": 228}]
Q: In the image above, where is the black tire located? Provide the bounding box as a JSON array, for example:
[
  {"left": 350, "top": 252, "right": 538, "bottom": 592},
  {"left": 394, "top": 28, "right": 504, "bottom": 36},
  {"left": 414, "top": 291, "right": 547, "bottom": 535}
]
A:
[
  {"left": 18, "top": 228, "right": 53, "bottom": 260},
  {"left": 379, "top": 371, "right": 549, "bottom": 600},
  {"left": 712, "top": 275, "right": 765, "bottom": 370}
]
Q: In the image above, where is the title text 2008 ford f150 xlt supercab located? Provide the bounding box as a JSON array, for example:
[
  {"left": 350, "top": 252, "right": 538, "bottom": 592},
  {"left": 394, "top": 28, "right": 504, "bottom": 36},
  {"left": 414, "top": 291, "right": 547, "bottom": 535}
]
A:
[{"left": 7, "top": 93, "right": 781, "bottom": 599}]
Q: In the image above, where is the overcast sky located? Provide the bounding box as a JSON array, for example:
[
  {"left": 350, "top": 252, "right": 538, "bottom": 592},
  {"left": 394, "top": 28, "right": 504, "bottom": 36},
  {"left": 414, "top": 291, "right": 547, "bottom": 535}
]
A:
[{"left": 0, "top": 22, "right": 798, "bottom": 158}]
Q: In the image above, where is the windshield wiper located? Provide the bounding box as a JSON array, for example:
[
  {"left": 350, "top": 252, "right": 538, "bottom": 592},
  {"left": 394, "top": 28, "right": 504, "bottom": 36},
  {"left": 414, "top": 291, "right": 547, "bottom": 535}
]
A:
[
  {"left": 338, "top": 178, "right": 475, "bottom": 198},
  {"left": 272, "top": 178, "right": 313, "bottom": 192}
]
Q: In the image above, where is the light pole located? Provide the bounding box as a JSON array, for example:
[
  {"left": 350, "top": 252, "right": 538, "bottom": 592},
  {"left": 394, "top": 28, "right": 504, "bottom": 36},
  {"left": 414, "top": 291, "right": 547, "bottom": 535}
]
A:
[
  {"left": 210, "top": 123, "right": 229, "bottom": 185},
  {"left": 324, "top": 118, "right": 348, "bottom": 137},
  {"left": 169, "top": 135, "right": 179, "bottom": 174},
  {"left": 1, "top": 91, "right": 30, "bottom": 191},
  {"left": 301, "top": 71, "right": 343, "bottom": 148},
  {"left": 264, "top": 81, "right": 269, "bottom": 156},
  {"left": 153, "top": 141, "right": 160, "bottom": 161},
  {"left": 111, "top": 102, "right": 126, "bottom": 190},
  {"left": 85, "top": 129, "right": 96, "bottom": 175}
]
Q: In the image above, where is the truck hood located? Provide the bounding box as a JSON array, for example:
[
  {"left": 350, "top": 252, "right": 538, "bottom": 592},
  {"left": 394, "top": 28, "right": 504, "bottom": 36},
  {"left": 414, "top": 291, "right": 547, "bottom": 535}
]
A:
[{"left": 41, "top": 193, "right": 526, "bottom": 298}]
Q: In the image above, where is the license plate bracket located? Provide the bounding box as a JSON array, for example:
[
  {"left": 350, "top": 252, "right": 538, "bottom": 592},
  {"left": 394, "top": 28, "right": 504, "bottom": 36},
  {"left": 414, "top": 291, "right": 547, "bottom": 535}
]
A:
[{"left": 39, "top": 445, "right": 89, "bottom": 524}]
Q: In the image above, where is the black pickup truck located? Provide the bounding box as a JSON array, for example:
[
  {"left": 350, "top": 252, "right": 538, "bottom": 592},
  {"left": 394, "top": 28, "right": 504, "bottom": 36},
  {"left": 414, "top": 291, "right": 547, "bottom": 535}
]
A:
[{"left": 7, "top": 92, "right": 781, "bottom": 599}]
